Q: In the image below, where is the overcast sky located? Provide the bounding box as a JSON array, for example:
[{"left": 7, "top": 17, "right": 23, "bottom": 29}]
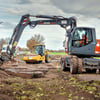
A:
[{"left": 0, "top": 0, "right": 100, "bottom": 50}]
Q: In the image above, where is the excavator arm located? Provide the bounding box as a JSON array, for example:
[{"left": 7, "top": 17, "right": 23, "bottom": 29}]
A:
[{"left": 0, "top": 14, "right": 76, "bottom": 63}]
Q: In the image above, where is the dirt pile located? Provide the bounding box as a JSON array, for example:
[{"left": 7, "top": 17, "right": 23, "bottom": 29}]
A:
[
  {"left": 0, "top": 70, "right": 99, "bottom": 100},
  {"left": 0, "top": 70, "right": 10, "bottom": 79}
]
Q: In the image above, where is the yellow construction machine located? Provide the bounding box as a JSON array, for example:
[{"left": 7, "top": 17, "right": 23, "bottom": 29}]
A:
[{"left": 23, "top": 44, "right": 51, "bottom": 63}]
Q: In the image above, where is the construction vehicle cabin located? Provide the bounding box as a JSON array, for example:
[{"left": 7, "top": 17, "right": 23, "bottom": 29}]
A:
[{"left": 23, "top": 44, "right": 51, "bottom": 63}]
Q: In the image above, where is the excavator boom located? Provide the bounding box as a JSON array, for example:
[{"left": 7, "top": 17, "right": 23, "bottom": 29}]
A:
[{"left": 0, "top": 14, "right": 76, "bottom": 64}]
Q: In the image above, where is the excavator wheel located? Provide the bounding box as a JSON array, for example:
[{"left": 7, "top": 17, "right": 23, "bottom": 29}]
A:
[
  {"left": 85, "top": 69, "right": 92, "bottom": 73},
  {"left": 92, "top": 69, "right": 97, "bottom": 73},
  {"left": 45, "top": 54, "right": 51, "bottom": 63},
  {"left": 78, "top": 58, "right": 83, "bottom": 74},
  {"left": 99, "top": 69, "right": 100, "bottom": 73},
  {"left": 70, "top": 57, "right": 78, "bottom": 74}
]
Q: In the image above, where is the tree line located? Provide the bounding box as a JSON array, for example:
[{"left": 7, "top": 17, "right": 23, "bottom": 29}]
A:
[
  {"left": 0, "top": 34, "right": 45, "bottom": 50},
  {"left": 0, "top": 34, "right": 65, "bottom": 51}
]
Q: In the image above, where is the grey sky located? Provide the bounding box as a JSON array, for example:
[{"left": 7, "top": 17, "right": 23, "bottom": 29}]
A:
[
  {"left": 51, "top": 0, "right": 100, "bottom": 18},
  {"left": 0, "top": 0, "right": 100, "bottom": 50}
]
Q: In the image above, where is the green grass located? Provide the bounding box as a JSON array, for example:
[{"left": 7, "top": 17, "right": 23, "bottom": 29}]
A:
[
  {"left": 94, "top": 57, "right": 100, "bottom": 59},
  {"left": 49, "top": 52, "right": 66, "bottom": 55},
  {"left": 17, "top": 51, "right": 66, "bottom": 56}
]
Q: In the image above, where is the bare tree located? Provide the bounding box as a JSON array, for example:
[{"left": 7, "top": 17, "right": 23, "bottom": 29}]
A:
[
  {"left": 5, "top": 37, "right": 10, "bottom": 44},
  {"left": 34, "top": 34, "right": 45, "bottom": 44},
  {"left": 27, "top": 37, "right": 38, "bottom": 50},
  {"left": 0, "top": 37, "right": 10, "bottom": 50},
  {"left": 27, "top": 34, "right": 45, "bottom": 50}
]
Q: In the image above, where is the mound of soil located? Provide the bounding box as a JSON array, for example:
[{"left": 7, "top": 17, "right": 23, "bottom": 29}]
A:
[{"left": 0, "top": 70, "right": 10, "bottom": 79}]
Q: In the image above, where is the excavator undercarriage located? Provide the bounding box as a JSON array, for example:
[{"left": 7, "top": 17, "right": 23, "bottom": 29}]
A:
[{"left": 61, "top": 55, "right": 100, "bottom": 74}]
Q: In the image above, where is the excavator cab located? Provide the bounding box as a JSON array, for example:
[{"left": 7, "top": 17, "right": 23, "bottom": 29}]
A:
[
  {"left": 61, "top": 27, "right": 100, "bottom": 74},
  {"left": 68, "top": 27, "right": 97, "bottom": 57}
]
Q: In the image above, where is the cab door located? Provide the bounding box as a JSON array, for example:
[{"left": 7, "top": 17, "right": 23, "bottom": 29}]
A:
[{"left": 71, "top": 27, "right": 96, "bottom": 56}]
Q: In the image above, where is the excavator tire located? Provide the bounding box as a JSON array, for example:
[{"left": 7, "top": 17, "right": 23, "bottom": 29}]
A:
[
  {"left": 70, "top": 57, "right": 78, "bottom": 74},
  {"left": 78, "top": 58, "right": 83, "bottom": 74},
  {"left": 92, "top": 69, "right": 96, "bottom": 73},
  {"left": 85, "top": 69, "right": 92, "bottom": 73}
]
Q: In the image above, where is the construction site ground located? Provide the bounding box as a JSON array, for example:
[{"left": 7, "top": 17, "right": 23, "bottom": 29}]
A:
[{"left": 0, "top": 55, "right": 100, "bottom": 100}]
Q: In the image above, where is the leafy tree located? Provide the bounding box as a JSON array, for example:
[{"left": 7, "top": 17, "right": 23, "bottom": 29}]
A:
[{"left": 27, "top": 34, "right": 45, "bottom": 50}]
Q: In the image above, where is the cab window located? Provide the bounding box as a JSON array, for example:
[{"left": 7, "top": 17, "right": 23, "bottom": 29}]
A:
[{"left": 72, "top": 28, "right": 93, "bottom": 47}]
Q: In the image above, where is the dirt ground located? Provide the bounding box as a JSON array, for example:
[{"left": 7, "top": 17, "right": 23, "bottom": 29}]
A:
[{"left": 0, "top": 55, "right": 100, "bottom": 100}]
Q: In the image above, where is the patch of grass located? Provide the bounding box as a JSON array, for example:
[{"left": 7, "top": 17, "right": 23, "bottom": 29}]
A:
[
  {"left": 49, "top": 52, "right": 66, "bottom": 55},
  {"left": 94, "top": 57, "right": 100, "bottom": 59}
]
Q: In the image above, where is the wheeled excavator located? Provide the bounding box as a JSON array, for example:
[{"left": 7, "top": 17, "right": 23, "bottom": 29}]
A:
[{"left": 0, "top": 14, "right": 100, "bottom": 74}]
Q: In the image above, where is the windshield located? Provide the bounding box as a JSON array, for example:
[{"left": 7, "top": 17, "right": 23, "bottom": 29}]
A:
[
  {"left": 35, "top": 45, "right": 45, "bottom": 55},
  {"left": 72, "top": 28, "right": 93, "bottom": 47},
  {"left": 35, "top": 46, "right": 41, "bottom": 54}
]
